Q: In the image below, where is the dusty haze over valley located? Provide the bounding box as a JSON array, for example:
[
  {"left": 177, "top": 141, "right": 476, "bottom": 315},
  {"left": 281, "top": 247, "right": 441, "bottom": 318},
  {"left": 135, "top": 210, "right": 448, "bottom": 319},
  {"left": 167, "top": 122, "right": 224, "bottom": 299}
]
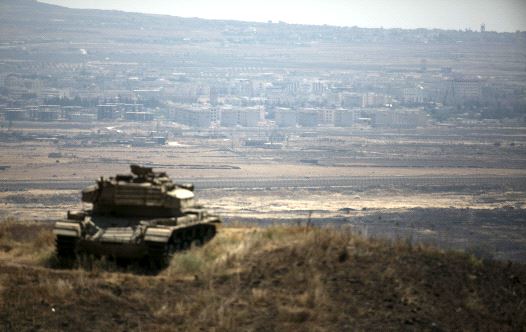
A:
[{"left": 0, "top": 0, "right": 525, "bottom": 330}]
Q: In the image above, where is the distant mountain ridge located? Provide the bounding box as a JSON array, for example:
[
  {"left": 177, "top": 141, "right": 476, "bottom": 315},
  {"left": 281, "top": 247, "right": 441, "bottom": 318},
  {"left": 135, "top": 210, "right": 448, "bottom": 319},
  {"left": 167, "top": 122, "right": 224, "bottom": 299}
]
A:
[
  {"left": 0, "top": 0, "right": 522, "bottom": 46},
  {"left": 0, "top": 0, "right": 523, "bottom": 75}
]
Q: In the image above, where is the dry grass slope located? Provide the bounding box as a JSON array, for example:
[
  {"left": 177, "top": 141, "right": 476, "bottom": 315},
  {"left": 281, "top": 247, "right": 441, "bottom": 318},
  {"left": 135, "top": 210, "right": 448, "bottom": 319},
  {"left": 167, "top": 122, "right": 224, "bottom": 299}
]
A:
[{"left": 0, "top": 221, "right": 525, "bottom": 331}]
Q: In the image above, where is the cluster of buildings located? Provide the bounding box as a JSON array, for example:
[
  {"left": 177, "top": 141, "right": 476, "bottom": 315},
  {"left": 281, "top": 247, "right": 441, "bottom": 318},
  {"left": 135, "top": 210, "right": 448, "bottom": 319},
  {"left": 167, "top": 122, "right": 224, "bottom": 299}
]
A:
[
  {"left": 168, "top": 104, "right": 428, "bottom": 128},
  {"left": 275, "top": 107, "right": 429, "bottom": 129},
  {"left": 1, "top": 61, "right": 486, "bottom": 109},
  {"left": 2, "top": 1, "right": 525, "bottom": 132},
  {"left": 170, "top": 105, "right": 263, "bottom": 127},
  {"left": 2, "top": 105, "right": 95, "bottom": 122},
  {"left": 0, "top": 41, "right": 519, "bottom": 130},
  {"left": 0, "top": 103, "right": 156, "bottom": 123},
  {"left": 1, "top": 100, "right": 428, "bottom": 129}
]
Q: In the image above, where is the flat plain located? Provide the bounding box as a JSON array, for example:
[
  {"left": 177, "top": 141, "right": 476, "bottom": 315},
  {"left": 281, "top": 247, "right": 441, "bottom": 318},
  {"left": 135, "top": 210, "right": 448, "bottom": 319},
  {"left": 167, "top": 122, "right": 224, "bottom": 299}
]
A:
[{"left": 1, "top": 121, "right": 525, "bottom": 262}]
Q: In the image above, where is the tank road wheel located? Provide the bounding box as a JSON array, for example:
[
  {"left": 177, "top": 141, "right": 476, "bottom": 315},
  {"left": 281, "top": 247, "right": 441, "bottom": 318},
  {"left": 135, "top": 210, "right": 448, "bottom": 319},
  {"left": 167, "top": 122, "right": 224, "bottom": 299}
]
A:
[
  {"left": 178, "top": 229, "right": 192, "bottom": 251},
  {"left": 170, "top": 231, "right": 185, "bottom": 251},
  {"left": 173, "top": 238, "right": 184, "bottom": 251},
  {"left": 192, "top": 238, "right": 203, "bottom": 248},
  {"left": 76, "top": 251, "right": 94, "bottom": 270},
  {"left": 145, "top": 241, "right": 174, "bottom": 269},
  {"left": 203, "top": 224, "right": 217, "bottom": 243},
  {"left": 55, "top": 235, "right": 78, "bottom": 267}
]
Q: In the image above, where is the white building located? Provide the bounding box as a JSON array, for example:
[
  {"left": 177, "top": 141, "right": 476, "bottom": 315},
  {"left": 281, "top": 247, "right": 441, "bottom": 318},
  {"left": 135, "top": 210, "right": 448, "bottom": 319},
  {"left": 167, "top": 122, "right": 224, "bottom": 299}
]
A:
[
  {"left": 274, "top": 107, "right": 297, "bottom": 127},
  {"left": 172, "top": 105, "right": 219, "bottom": 127},
  {"left": 297, "top": 108, "right": 319, "bottom": 127},
  {"left": 221, "top": 106, "right": 263, "bottom": 127},
  {"left": 372, "top": 108, "right": 428, "bottom": 128},
  {"left": 334, "top": 109, "right": 359, "bottom": 127},
  {"left": 317, "top": 109, "right": 335, "bottom": 125}
]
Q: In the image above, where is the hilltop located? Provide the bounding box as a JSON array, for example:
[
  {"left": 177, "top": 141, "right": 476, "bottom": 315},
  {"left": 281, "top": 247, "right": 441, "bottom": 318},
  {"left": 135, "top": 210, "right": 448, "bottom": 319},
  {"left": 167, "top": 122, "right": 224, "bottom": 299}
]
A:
[
  {"left": 1, "top": 0, "right": 523, "bottom": 46},
  {"left": 0, "top": 221, "right": 524, "bottom": 331},
  {"left": 0, "top": 0, "right": 523, "bottom": 89}
]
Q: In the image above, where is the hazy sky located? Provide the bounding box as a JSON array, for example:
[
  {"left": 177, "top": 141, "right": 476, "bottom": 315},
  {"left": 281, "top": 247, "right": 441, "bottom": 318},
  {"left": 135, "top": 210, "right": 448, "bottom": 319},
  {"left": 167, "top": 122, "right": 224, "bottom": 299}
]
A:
[{"left": 40, "top": 0, "right": 526, "bottom": 32}]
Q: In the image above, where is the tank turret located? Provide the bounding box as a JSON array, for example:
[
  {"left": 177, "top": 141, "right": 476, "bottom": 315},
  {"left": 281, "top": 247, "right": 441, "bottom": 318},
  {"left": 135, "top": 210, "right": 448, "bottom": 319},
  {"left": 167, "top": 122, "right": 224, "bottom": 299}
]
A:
[{"left": 81, "top": 164, "right": 196, "bottom": 218}]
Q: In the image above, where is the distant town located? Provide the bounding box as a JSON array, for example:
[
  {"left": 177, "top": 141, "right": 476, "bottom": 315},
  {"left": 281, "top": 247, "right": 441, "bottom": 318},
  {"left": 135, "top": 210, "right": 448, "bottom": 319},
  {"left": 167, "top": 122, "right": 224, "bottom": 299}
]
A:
[
  {"left": 1, "top": 0, "right": 525, "bottom": 141},
  {"left": 1, "top": 45, "right": 522, "bottom": 129}
]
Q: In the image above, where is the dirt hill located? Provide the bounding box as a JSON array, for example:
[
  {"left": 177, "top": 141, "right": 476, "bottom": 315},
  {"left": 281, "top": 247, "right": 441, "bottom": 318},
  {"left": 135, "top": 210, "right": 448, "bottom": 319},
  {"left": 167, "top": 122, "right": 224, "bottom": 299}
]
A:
[{"left": 0, "top": 221, "right": 525, "bottom": 331}]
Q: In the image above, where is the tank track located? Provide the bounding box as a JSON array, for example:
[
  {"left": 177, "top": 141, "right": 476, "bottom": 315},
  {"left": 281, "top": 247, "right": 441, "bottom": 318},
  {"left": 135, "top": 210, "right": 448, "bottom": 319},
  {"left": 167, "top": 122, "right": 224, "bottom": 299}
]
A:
[
  {"left": 145, "top": 242, "right": 173, "bottom": 268},
  {"left": 55, "top": 235, "right": 78, "bottom": 265},
  {"left": 146, "top": 224, "right": 217, "bottom": 268}
]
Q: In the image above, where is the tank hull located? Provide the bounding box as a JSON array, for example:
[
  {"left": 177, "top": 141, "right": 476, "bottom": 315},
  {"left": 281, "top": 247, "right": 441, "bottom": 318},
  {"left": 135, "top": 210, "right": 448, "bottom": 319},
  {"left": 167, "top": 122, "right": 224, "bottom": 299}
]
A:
[
  {"left": 53, "top": 164, "right": 221, "bottom": 269},
  {"left": 92, "top": 204, "right": 184, "bottom": 218},
  {"left": 54, "top": 215, "right": 220, "bottom": 267}
]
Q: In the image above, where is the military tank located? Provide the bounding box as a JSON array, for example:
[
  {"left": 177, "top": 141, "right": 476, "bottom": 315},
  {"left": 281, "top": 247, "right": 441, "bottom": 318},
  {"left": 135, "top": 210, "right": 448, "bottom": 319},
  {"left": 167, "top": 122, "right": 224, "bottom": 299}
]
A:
[{"left": 53, "top": 164, "right": 221, "bottom": 268}]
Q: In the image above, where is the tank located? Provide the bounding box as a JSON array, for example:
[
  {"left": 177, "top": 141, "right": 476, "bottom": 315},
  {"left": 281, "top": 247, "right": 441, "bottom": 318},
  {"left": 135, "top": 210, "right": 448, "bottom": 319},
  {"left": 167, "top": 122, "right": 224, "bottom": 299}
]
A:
[{"left": 53, "top": 164, "right": 221, "bottom": 268}]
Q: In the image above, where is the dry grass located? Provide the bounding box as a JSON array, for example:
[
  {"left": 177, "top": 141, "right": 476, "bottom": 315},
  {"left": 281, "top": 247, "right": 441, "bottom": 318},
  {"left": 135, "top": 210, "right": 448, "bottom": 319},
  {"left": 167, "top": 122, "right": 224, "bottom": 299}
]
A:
[
  {"left": 0, "top": 219, "right": 55, "bottom": 265},
  {"left": 164, "top": 225, "right": 307, "bottom": 278},
  {"left": 0, "top": 221, "right": 525, "bottom": 331}
]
